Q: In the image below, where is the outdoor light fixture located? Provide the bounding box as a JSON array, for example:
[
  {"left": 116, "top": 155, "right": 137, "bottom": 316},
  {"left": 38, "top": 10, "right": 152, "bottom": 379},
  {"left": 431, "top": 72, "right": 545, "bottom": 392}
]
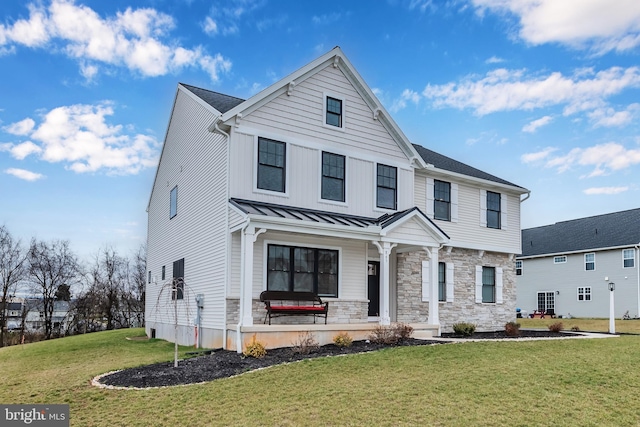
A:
[
  {"left": 608, "top": 281, "right": 615, "bottom": 334},
  {"left": 609, "top": 282, "right": 615, "bottom": 291}
]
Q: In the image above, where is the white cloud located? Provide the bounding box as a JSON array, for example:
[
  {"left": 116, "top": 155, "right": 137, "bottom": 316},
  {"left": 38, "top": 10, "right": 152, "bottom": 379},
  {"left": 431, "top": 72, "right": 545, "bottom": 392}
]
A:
[
  {"left": 422, "top": 66, "right": 640, "bottom": 125},
  {"left": 3, "top": 102, "right": 160, "bottom": 175},
  {"left": 3, "top": 118, "right": 35, "bottom": 135},
  {"left": 485, "top": 56, "right": 504, "bottom": 64},
  {"left": 0, "top": 0, "right": 231, "bottom": 82},
  {"left": 312, "top": 13, "right": 343, "bottom": 25},
  {"left": 390, "top": 89, "right": 422, "bottom": 113},
  {"left": 588, "top": 104, "right": 640, "bottom": 128},
  {"left": 521, "top": 147, "right": 557, "bottom": 163},
  {"left": 533, "top": 142, "right": 640, "bottom": 176},
  {"left": 522, "top": 115, "right": 553, "bottom": 133},
  {"left": 4, "top": 168, "right": 44, "bottom": 181},
  {"left": 202, "top": 16, "right": 218, "bottom": 35},
  {"left": 471, "top": 0, "right": 640, "bottom": 54},
  {"left": 10, "top": 141, "right": 43, "bottom": 160},
  {"left": 583, "top": 186, "right": 629, "bottom": 195},
  {"left": 203, "top": 0, "right": 266, "bottom": 36}
]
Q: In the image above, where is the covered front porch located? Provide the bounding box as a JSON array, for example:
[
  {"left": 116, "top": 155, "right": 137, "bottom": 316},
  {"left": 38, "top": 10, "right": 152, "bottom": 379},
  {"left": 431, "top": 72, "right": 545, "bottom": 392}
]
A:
[
  {"left": 226, "top": 322, "right": 440, "bottom": 351},
  {"left": 229, "top": 199, "right": 449, "bottom": 352}
]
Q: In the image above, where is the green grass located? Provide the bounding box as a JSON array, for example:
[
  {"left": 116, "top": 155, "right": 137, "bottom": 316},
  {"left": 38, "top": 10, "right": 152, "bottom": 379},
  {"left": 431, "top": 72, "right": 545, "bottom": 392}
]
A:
[
  {"left": 2, "top": 328, "right": 640, "bottom": 426},
  {"left": 518, "top": 317, "right": 640, "bottom": 334}
]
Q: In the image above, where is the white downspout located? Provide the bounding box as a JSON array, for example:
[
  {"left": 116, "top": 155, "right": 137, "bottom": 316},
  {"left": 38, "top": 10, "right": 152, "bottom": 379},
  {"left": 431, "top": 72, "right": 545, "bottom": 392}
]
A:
[{"left": 210, "top": 118, "right": 231, "bottom": 349}]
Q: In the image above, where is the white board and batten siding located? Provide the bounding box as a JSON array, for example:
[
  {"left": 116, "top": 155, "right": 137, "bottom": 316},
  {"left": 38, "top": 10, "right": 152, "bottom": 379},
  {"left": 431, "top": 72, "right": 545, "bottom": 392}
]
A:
[
  {"left": 415, "top": 171, "right": 522, "bottom": 254},
  {"left": 227, "top": 63, "right": 415, "bottom": 217},
  {"left": 146, "top": 88, "right": 229, "bottom": 332}
]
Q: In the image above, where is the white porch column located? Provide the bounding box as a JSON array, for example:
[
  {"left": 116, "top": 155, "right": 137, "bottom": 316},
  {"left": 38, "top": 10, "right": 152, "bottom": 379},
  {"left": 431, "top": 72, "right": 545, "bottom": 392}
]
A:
[
  {"left": 240, "top": 226, "right": 256, "bottom": 327},
  {"left": 426, "top": 246, "right": 440, "bottom": 327},
  {"left": 374, "top": 241, "right": 396, "bottom": 326}
]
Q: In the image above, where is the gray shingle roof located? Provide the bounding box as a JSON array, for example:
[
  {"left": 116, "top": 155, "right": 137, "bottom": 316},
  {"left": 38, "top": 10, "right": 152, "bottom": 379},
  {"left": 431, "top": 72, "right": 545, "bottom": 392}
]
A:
[
  {"left": 412, "top": 144, "right": 524, "bottom": 188},
  {"left": 181, "top": 83, "right": 245, "bottom": 114},
  {"left": 520, "top": 208, "right": 640, "bottom": 257}
]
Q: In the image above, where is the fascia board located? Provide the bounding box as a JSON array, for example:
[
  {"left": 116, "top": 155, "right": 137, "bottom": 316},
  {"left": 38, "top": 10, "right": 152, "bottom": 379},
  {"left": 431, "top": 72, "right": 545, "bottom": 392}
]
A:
[
  {"left": 420, "top": 166, "right": 529, "bottom": 194},
  {"left": 381, "top": 211, "right": 448, "bottom": 243},
  {"left": 220, "top": 48, "right": 343, "bottom": 124},
  {"left": 246, "top": 215, "right": 381, "bottom": 239}
]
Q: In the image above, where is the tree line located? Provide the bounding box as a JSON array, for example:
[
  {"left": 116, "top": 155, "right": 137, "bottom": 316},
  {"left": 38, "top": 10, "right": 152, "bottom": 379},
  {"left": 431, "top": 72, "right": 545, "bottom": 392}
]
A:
[{"left": 0, "top": 225, "right": 145, "bottom": 347}]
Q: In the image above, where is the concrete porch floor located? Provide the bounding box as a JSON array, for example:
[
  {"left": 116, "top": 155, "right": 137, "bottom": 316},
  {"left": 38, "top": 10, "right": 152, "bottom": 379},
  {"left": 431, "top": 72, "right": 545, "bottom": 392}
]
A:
[{"left": 226, "top": 322, "right": 440, "bottom": 352}]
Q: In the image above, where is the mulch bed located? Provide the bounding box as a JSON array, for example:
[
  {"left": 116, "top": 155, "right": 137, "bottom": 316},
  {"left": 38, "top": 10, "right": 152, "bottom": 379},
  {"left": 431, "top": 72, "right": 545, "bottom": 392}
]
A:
[{"left": 96, "top": 330, "right": 575, "bottom": 389}]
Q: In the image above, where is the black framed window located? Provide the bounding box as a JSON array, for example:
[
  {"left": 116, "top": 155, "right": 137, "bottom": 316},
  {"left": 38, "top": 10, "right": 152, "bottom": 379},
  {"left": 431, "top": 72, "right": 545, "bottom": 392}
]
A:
[
  {"left": 438, "top": 262, "right": 446, "bottom": 302},
  {"left": 434, "top": 180, "right": 451, "bottom": 221},
  {"left": 267, "top": 244, "right": 338, "bottom": 297},
  {"left": 172, "top": 258, "right": 184, "bottom": 300},
  {"left": 377, "top": 164, "right": 397, "bottom": 210},
  {"left": 486, "top": 191, "right": 501, "bottom": 229},
  {"left": 321, "top": 152, "right": 345, "bottom": 202},
  {"left": 326, "top": 97, "right": 342, "bottom": 127},
  {"left": 170, "top": 186, "right": 178, "bottom": 219},
  {"left": 578, "top": 287, "right": 591, "bottom": 301},
  {"left": 482, "top": 266, "right": 495, "bottom": 303},
  {"left": 257, "top": 137, "right": 286, "bottom": 192}
]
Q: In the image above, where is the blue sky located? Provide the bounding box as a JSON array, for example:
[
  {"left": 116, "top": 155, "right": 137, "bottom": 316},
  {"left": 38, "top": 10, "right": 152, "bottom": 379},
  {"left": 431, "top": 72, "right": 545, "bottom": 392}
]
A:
[{"left": 1, "top": 0, "right": 640, "bottom": 261}]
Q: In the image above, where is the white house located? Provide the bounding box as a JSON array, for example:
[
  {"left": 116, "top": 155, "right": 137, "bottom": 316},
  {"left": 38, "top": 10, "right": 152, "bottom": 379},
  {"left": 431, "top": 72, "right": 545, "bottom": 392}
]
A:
[
  {"left": 145, "top": 47, "right": 529, "bottom": 351},
  {"left": 516, "top": 208, "right": 640, "bottom": 318}
]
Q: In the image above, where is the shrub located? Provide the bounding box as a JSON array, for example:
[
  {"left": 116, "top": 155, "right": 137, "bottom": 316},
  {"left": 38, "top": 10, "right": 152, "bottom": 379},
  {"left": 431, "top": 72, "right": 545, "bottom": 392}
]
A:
[
  {"left": 452, "top": 322, "right": 476, "bottom": 337},
  {"left": 548, "top": 322, "right": 564, "bottom": 333},
  {"left": 369, "top": 325, "right": 397, "bottom": 344},
  {"left": 333, "top": 332, "right": 353, "bottom": 348},
  {"left": 571, "top": 325, "right": 580, "bottom": 332},
  {"left": 504, "top": 321, "right": 521, "bottom": 337},
  {"left": 291, "top": 331, "right": 319, "bottom": 355},
  {"left": 243, "top": 334, "right": 267, "bottom": 358},
  {"left": 392, "top": 323, "right": 414, "bottom": 341}
]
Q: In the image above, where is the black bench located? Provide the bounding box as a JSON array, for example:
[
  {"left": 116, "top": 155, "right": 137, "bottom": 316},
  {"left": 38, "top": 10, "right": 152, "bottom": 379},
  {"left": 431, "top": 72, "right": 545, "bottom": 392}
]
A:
[{"left": 259, "top": 291, "right": 329, "bottom": 325}]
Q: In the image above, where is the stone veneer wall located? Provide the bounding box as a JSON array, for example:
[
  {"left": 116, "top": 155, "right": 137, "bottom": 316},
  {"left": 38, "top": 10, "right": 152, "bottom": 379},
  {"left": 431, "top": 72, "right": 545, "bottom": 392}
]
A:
[
  {"left": 396, "top": 248, "right": 516, "bottom": 332},
  {"left": 226, "top": 298, "right": 368, "bottom": 325}
]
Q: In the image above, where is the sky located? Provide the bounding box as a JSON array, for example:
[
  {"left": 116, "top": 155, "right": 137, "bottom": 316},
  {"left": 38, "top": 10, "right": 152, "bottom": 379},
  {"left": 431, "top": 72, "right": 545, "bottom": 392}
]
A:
[{"left": 1, "top": 0, "right": 640, "bottom": 262}]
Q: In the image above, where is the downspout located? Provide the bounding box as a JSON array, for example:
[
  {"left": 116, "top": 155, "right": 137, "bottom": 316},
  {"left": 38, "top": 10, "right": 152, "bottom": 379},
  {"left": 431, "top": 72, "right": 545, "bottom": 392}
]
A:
[
  {"left": 210, "top": 117, "right": 231, "bottom": 349},
  {"left": 237, "top": 222, "right": 249, "bottom": 353},
  {"left": 520, "top": 191, "right": 531, "bottom": 203}
]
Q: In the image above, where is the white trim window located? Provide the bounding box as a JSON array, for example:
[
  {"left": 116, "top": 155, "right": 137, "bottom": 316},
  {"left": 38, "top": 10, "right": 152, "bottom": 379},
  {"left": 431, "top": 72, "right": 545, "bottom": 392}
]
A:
[
  {"left": 321, "top": 152, "right": 346, "bottom": 202},
  {"left": 480, "top": 190, "right": 507, "bottom": 230},
  {"left": 554, "top": 256, "right": 567, "bottom": 264},
  {"left": 475, "top": 265, "right": 503, "bottom": 304},
  {"left": 426, "top": 178, "right": 458, "bottom": 222},
  {"left": 515, "top": 260, "right": 523, "bottom": 276},
  {"left": 257, "top": 137, "right": 286, "bottom": 193},
  {"left": 585, "top": 253, "right": 595, "bottom": 271},
  {"left": 623, "top": 249, "right": 635, "bottom": 268},
  {"left": 577, "top": 286, "right": 591, "bottom": 301},
  {"left": 323, "top": 93, "right": 346, "bottom": 130}
]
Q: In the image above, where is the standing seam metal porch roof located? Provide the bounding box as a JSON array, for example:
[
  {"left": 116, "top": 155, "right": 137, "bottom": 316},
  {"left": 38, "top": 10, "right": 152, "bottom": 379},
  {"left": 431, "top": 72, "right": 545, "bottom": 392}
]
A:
[{"left": 230, "top": 198, "right": 449, "bottom": 238}]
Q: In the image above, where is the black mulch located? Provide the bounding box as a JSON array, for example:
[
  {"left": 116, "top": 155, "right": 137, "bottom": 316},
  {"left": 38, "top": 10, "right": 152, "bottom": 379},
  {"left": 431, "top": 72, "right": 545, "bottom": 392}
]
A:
[{"left": 97, "top": 330, "right": 575, "bottom": 388}]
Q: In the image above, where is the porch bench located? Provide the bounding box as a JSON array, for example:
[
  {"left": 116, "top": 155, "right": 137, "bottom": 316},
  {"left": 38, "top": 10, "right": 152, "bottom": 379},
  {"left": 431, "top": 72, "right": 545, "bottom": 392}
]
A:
[{"left": 259, "top": 291, "right": 329, "bottom": 325}]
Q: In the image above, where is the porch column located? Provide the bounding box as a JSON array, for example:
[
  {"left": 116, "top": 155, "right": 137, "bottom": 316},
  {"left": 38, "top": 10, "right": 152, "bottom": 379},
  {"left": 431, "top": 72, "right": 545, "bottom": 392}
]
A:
[
  {"left": 240, "top": 226, "right": 256, "bottom": 326},
  {"left": 426, "top": 246, "right": 440, "bottom": 327},
  {"left": 374, "top": 241, "right": 396, "bottom": 326}
]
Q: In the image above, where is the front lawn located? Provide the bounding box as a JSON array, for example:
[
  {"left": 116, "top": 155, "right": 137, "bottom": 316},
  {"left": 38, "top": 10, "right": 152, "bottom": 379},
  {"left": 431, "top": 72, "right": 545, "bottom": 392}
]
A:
[{"left": 1, "top": 328, "right": 638, "bottom": 426}]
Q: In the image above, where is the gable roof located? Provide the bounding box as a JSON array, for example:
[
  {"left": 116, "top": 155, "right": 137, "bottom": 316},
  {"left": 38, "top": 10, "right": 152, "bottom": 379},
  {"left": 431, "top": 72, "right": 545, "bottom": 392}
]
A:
[
  {"left": 520, "top": 208, "right": 640, "bottom": 257},
  {"left": 412, "top": 144, "right": 526, "bottom": 191},
  {"left": 180, "top": 83, "right": 245, "bottom": 114}
]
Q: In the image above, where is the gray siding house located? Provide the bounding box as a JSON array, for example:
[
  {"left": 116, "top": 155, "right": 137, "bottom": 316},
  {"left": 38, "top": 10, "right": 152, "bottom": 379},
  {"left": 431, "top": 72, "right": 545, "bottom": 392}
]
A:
[
  {"left": 145, "top": 47, "right": 529, "bottom": 351},
  {"left": 516, "top": 208, "right": 640, "bottom": 318}
]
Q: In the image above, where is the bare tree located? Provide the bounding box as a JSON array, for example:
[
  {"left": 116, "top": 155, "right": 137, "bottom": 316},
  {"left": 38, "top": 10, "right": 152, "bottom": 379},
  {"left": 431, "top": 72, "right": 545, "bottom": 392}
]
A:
[
  {"left": 87, "top": 247, "right": 130, "bottom": 330},
  {"left": 0, "top": 226, "right": 27, "bottom": 347},
  {"left": 28, "top": 239, "right": 79, "bottom": 340}
]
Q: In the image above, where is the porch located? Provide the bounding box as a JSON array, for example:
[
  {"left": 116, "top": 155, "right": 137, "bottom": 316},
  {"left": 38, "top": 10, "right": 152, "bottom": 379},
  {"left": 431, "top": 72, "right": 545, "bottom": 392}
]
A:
[{"left": 226, "top": 322, "right": 440, "bottom": 351}]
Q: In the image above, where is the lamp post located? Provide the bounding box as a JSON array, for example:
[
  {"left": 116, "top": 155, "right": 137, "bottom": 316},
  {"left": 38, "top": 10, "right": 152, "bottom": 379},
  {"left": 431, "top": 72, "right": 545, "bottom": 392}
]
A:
[{"left": 608, "top": 282, "right": 615, "bottom": 334}]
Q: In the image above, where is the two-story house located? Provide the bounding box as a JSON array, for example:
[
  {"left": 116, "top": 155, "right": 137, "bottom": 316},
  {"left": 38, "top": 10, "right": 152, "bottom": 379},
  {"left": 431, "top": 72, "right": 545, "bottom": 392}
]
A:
[
  {"left": 145, "top": 47, "right": 529, "bottom": 351},
  {"left": 516, "top": 208, "right": 640, "bottom": 319}
]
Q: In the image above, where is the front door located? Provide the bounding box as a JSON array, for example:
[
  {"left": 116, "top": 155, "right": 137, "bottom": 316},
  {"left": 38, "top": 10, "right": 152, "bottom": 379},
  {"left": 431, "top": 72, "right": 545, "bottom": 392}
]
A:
[{"left": 368, "top": 261, "right": 380, "bottom": 317}]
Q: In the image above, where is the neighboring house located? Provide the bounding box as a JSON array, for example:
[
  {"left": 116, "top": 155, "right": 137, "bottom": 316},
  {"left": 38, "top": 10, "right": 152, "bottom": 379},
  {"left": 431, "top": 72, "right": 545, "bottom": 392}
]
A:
[
  {"left": 145, "top": 47, "right": 529, "bottom": 351},
  {"left": 516, "top": 208, "right": 640, "bottom": 318},
  {"left": 23, "top": 299, "right": 72, "bottom": 334},
  {"left": 2, "top": 300, "right": 23, "bottom": 330}
]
